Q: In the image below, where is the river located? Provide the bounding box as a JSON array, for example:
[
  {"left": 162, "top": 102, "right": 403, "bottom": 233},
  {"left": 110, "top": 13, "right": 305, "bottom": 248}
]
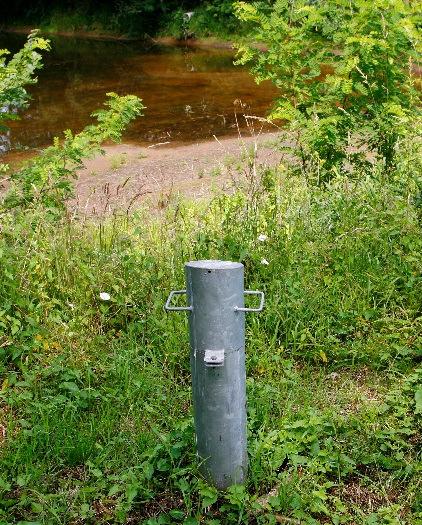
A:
[{"left": 0, "top": 32, "right": 277, "bottom": 162}]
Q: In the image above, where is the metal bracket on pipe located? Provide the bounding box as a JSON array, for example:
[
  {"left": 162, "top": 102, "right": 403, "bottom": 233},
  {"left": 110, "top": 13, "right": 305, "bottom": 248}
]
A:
[
  {"left": 204, "top": 349, "right": 225, "bottom": 367},
  {"left": 234, "top": 290, "right": 265, "bottom": 312},
  {"left": 164, "top": 290, "right": 192, "bottom": 312}
]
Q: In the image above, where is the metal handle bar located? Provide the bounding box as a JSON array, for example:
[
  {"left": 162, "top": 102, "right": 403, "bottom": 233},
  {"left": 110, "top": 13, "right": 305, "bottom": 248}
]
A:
[
  {"left": 164, "top": 290, "right": 192, "bottom": 312},
  {"left": 234, "top": 290, "right": 265, "bottom": 313},
  {"left": 165, "top": 289, "right": 264, "bottom": 312}
]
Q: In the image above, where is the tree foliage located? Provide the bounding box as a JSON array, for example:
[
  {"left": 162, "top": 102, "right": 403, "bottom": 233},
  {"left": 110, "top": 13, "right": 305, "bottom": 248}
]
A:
[
  {"left": 3, "top": 93, "right": 144, "bottom": 212},
  {"left": 235, "top": 0, "right": 421, "bottom": 181},
  {"left": 3, "top": 1, "right": 220, "bottom": 36},
  {"left": 0, "top": 31, "right": 50, "bottom": 172}
]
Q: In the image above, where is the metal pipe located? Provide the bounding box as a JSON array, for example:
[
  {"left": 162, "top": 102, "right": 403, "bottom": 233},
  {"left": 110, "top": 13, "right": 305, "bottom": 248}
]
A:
[{"left": 165, "top": 260, "right": 264, "bottom": 489}]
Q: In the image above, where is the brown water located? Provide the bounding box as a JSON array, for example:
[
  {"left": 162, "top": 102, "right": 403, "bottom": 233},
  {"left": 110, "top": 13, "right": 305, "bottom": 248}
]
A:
[{"left": 0, "top": 33, "right": 277, "bottom": 162}]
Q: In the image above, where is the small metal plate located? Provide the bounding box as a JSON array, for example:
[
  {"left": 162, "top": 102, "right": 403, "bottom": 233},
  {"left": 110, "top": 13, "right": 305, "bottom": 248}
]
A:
[{"left": 204, "top": 349, "right": 225, "bottom": 367}]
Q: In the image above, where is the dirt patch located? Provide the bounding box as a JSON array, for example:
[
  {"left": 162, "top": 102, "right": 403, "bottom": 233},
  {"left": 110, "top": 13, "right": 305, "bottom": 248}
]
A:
[
  {"left": 333, "top": 477, "right": 399, "bottom": 517},
  {"left": 127, "top": 492, "right": 185, "bottom": 523},
  {"left": 323, "top": 367, "right": 385, "bottom": 416},
  {"left": 71, "top": 132, "right": 283, "bottom": 216}
]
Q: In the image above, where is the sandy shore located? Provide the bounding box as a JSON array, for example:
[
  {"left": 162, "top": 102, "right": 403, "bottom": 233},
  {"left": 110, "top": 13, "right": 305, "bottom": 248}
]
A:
[{"left": 72, "top": 132, "right": 282, "bottom": 216}]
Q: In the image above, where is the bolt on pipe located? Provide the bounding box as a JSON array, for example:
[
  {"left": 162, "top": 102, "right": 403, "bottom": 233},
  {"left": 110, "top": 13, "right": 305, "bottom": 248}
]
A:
[{"left": 165, "top": 260, "right": 264, "bottom": 489}]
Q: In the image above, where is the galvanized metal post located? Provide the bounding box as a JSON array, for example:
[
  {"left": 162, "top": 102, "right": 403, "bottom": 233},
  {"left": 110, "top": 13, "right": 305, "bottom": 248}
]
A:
[{"left": 165, "top": 260, "right": 264, "bottom": 489}]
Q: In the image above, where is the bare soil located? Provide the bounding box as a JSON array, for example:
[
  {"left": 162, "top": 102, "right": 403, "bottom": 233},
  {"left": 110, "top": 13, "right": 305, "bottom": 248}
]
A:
[{"left": 71, "top": 132, "right": 282, "bottom": 216}]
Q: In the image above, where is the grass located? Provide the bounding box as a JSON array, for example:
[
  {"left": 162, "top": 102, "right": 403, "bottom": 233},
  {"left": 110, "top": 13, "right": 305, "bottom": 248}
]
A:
[
  {"left": 0, "top": 158, "right": 421, "bottom": 523},
  {"left": 109, "top": 153, "right": 128, "bottom": 171}
]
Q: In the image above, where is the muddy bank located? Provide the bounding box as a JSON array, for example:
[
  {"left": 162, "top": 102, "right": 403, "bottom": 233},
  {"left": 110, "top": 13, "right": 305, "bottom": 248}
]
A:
[
  {"left": 1, "top": 26, "right": 139, "bottom": 41},
  {"left": 1, "top": 27, "right": 269, "bottom": 52},
  {"left": 154, "top": 36, "right": 268, "bottom": 51}
]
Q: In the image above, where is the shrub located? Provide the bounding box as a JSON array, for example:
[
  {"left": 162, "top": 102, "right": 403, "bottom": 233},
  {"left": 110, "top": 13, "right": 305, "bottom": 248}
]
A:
[{"left": 235, "top": 0, "right": 421, "bottom": 181}]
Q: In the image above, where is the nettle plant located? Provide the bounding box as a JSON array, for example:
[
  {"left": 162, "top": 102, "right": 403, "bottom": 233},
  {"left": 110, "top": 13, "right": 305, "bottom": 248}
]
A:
[{"left": 235, "top": 0, "right": 421, "bottom": 181}]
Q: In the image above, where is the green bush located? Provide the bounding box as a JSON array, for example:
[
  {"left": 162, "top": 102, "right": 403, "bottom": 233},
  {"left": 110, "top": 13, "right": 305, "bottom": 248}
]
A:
[
  {"left": 235, "top": 0, "right": 421, "bottom": 181},
  {"left": 0, "top": 31, "right": 50, "bottom": 173},
  {"left": 162, "top": 1, "right": 242, "bottom": 39},
  {"left": 3, "top": 93, "right": 144, "bottom": 212}
]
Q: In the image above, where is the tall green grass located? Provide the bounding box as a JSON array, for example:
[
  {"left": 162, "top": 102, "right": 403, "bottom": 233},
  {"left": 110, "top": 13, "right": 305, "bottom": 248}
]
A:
[{"left": 1, "top": 163, "right": 421, "bottom": 523}]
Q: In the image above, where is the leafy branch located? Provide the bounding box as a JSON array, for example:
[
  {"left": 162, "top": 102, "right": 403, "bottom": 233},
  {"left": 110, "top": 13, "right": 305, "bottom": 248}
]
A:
[
  {"left": 235, "top": 0, "right": 421, "bottom": 181},
  {"left": 2, "top": 93, "right": 145, "bottom": 212},
  {"left": 0, "top": 30, "right": 50, "bottom": 172}
]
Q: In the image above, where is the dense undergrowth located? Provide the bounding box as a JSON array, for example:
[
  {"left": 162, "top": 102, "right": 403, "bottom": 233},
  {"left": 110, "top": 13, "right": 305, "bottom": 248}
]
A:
[
  {"left": 2, "top": 1, "right": 249, "bottom": 40},
  {"left": 1, "top": 150, "right": 422, "bottom": 523},
  {"left": 1, "top": 4, "right": 422, "bottom": 523}
]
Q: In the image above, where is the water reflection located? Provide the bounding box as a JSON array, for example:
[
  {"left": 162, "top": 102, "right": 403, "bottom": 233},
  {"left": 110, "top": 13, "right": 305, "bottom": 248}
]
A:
[{"left": 0, "top": 33, "right": 277, "bottom": 162}]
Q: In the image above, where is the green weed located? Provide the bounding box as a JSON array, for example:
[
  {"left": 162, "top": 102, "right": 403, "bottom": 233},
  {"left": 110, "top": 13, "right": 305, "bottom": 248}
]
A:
[
  {"left": 1, "top": 162, "right": 421, "bottom": 523},
  {"left": 110, "top": 153, "right": 128, "bottom": 171}
]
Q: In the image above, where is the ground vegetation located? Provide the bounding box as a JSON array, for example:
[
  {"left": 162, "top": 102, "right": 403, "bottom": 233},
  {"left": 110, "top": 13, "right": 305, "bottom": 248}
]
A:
[{"left": 0, "top": 4, "right": 421, "bottom": 522}]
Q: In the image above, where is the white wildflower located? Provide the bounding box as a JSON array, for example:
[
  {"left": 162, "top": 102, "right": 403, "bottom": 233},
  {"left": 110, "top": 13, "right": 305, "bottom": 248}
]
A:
[
  {"left": 261, "top": 258, "right": 269, "bottom": 266},
  {"left": 99, "top": 292, "right": 111, "bottom": 301},
  {"left": 258, "top": 234, "right": 268, "bottom": 242}
]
